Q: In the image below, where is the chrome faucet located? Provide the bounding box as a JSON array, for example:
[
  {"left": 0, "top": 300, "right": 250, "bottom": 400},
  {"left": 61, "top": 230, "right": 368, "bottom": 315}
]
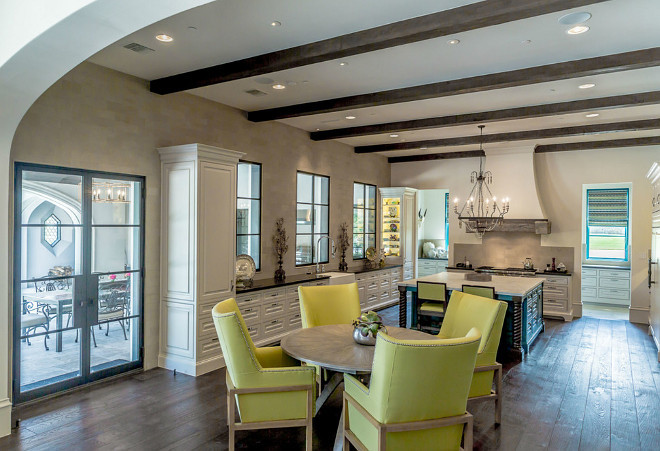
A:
[{"left": 315, "top": 235, "right": 336, "bottom": 274}]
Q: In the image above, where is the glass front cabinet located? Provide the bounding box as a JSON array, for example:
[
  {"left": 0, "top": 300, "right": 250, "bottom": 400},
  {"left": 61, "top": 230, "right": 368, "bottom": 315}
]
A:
[{"left": 379, "top": 187, "right": 417, "bottom": 280}]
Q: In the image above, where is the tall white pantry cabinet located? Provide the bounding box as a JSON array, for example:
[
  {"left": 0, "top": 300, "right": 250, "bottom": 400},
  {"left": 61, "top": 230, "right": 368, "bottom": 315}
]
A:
[{"left": 158, "top": 144, "right": 244, "bottom": 376}]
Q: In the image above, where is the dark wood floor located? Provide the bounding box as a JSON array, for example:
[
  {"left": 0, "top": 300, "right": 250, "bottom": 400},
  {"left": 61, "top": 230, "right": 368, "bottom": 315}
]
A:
[{"left": 2, "top": 314, "right": 660, "bottom": 450}]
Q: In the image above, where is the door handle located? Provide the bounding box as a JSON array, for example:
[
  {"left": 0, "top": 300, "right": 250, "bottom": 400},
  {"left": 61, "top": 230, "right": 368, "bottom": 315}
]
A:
[{"left": 89, "top": 298, "right": 94, "bottom": 306}]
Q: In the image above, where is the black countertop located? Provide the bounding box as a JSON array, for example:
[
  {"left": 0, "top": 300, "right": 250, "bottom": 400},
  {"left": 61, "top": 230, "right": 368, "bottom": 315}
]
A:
[
  {"left": 236, "top": 274, "right": 330, "bottom": 294},
  {"left": 447, "top": 266, "right": 572, "bottom": 276},
  {"left": 351, "top": 264, "right": 402, "bottom": 274}
]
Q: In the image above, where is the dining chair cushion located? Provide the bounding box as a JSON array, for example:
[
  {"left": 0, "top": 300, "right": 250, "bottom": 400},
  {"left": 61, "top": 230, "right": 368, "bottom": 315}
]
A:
[
  {"left": 438, "top": 291, "right": 508, "bottom": 398},
  {"left": 344, "top": 328, "right": 481, "bottom": 450},
  {"left": 212, "top": 298, "right": 315, "bottom": 423},
  {"left": 21, "top": 313, "right": 48, "bottom": 328},
  {"left": 419, "top": 302, "right": 445, "bottom": 314},
  {"left": 298, "top": 282, "right": 361, "bottom": 329}
]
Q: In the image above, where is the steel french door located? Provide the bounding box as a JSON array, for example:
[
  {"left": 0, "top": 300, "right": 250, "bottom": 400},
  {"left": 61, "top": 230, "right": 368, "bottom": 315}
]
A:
[{"left": 13, "top": 163, "right": 145, "bottom": 403}]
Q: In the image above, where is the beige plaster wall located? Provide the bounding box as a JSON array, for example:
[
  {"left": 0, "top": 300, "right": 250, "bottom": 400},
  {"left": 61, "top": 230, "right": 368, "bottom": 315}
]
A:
[
  {"left": 10, "top": 62, "right": 390, "bottom": 369},
  {"left": 391, "top": 146, "right": 659, "bottom": 323}
]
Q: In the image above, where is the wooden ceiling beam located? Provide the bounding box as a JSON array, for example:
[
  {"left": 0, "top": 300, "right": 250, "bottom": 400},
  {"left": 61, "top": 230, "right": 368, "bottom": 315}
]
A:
[
  {"left": 248, "top": 48, "right": 660, "bottom": 122},
  {"left": 311, "top": 91, "right": 660, "bottom": 140},
  {"left": 388, "top": 150, "right": 484, "bottom": 163},
  {"left": 534, "top": 136, "right": 660, "bottom": 153},
  {"left": 150, "top": 0, "right": 608, "bottom": 95},
  {"left": 355, "top": 119, "right": 660, "bottom": 153}
]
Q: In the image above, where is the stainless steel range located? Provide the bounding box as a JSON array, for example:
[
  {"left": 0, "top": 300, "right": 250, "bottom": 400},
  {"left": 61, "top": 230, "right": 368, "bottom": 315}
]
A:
[{"left": 475, "top": 266, "right": 538, "bottom": 277}]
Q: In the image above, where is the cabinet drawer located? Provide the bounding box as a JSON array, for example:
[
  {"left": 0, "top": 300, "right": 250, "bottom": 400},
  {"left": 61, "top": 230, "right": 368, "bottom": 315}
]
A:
[
  {"left": 379, "top": 289, "right": 390, "bottom": 304},
  {"left": 366, "top": 293, "right": 378, "bottom": 306},
  {"left": 544, "top": 286, "right": 568, "bottom": 299},
  {"left": 197, "top": 315, "right": 217, "bottom": 337},
  {"left": 599, "top": 269, "right": 630, "bottom": 280},
  {"left": 419, "top": 261, "right": 435, "bottom": 269},
  {"left": 380, "top": 276, "right": 391, "bottom": 288},
  {"left": 599, "top": 277, "right": 630, "bottom": 289},
  {"left": 197, "top": 335, "right": 222, "bottom": 360},
  {"left": 245, "top": 322, "right": 262, "bottom": 343},
  {"left": 263, "top": 317, "right": 287, "bottom": 339},
  {"left": 366, "top": 280, "right": 379, "bottom": 292},
  {"left": 286, "top": 297, "right": 301, "bottom": 314},
  {"left": 262, "top": 288, "right": 286, "bottom": 302},
  {"left": 581, "top": 287, "right": 597, "bottom": 298},
  {"left": 356, "top": 274, "right": 368, "bottom": 282},
  {"left": 598, "top": 288, "right": 630, "bottom": 301},
  {"left": 581, "top": 268, "right": 597, "bottom": 277},
  {"left": 403, "top": 270, "right": 414, "bottom": 280},
  {"left": 581, "top": 276, "right": 597, "bottom": 287},
  {"left": 286, "top": 286, "right": 300, "bottom": 299},
  {"left": 358, "top": 284, "right": 367, "bottom": 308},
  {"left": 544, "top": 276, "right": 568, "bottom": 285},
  {"left": 236, "top": 292, "right": 263, "bottom": 305},
  {"left": 391, "top": 287, "right": 400, "bottom": 300},
  {"left": 544, "top": 298, "right": 568, "bottom": 312},
  {"left": 307, "top": 279, "right": 329, "bottom": 286},
  {"left": 263, "top": 300, "right": 286, "bottom": 318},
  {"left": 239, "top": 304, "right": 261, "bottom": 325},
  {"left": 286, "top": 312, "right": 302, "bottom": 330}
]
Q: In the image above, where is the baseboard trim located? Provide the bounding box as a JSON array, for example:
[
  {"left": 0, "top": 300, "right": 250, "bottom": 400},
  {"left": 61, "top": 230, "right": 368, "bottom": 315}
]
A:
[
  {"left": 0, "top": 398, "right": 11, "bottom": 438},
  {"left": 629, "top": 306, "right": 650, "bottom": 325},
  {"left": 158, "top": 353, "right": 225, "bottom": 377},
  {"left": 649, "top": 325, "right": 660, "bottom": 362}
]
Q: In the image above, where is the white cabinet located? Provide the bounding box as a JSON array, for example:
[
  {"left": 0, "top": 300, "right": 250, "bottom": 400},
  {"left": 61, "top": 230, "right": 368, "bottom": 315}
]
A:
[
  {"left": 356, "top": 267, "right": 403, "bottom": 311},
  {"left": 158, "top": 144, "right": 244, "bottom": 376},
  {"left": 380, "top": 187, "right": 417, "bottom": 280},
  {"left": 581, "top": 266, "right": 631, "bottom": 306},
  {"left": 539, "top": 274, "right": 573, "bottom": 321},
  {"left": 418, "top": 259, "right": 448, "bottom": 277},
  {"left": 235, "top": 278, "right": 328, "bottom": 347}
]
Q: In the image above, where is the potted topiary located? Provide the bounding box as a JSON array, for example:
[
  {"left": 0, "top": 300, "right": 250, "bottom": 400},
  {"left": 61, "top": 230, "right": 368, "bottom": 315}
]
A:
[{"left": 352, "top": 311, "right": 387, "bottom": 346}]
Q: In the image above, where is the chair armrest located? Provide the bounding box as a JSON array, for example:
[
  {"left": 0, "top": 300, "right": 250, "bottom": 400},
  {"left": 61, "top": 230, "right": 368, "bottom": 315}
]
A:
[
  {"left": 258, "top": 365, "right": 316, "bottom": 390},
  {"left": 254, "top": 346, "right": 300, "bottom": 369},
  {"left": 344, "top": 373, "right": 373, "bottom": 412}
]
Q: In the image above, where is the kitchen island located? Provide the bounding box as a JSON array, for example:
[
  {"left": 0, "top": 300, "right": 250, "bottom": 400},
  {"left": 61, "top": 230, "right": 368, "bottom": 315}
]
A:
[{"left": 398, "top": 272, "right": 544, "bottom": 360}]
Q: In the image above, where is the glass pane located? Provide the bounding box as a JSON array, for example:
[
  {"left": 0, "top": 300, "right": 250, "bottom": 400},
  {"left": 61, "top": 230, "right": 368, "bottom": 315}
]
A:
[
  {"left": 367, "top": 185, "right": 377, "bottom": 209},
  {"left": 314, "top": 205, "right": 329, "bottom": 234},
  {"left": 21, "top": 226, "right": 82, "bottom": 279},
  {"left": 237, "top": 163, "right": 261, "bottom": 199},
  {"left": 353, "top": 234, "right": 364, "bottom": 259},
  {"left": 92, "top": 178, "right": 141, "bottom": 225},
  {"left": 21, "top": 171, "right": 82, "bottom": 225},
  {"left": 297, "top": 173, "right": 313, "bottom": 203},
  {"left": 19, "top": 279, "right": 80, "bottom": 391},
  {"left": 91, "top": 226, "right": 140, "bottom": 273},
  {"left": 297, "top": 205, "right": 313, "bottom": 233},
  {"left": 91, "top": 274, "right": 140, "bottom": 373},
  {"left": 296, "top": 235, "right": 313, "bottom": 266},
  {"left": 314, "top": 176, "right": 329, "bottom": 205},
  {"left": 315, "top": 234, "right": 328, "bottom": 263},
  {"left": 237, "top": 235, "right": 260, "bottom": 270},
  {"left": 353, "top": 208, "right": 364, "bottom": 234},
  {"left": 237, "top": 199, "right": 260, "bottom": 235},
  {"left": 366, "top": 209, "right": 376, "bottom": 234},
  {"left": 354, "top": 183, "right": 364, "bottom": 208},
  {"left": 367, "top": 234, "right": 376, "bottom": 251},
  {"left": 588, "top": 227, "right": 627, "bottom": 260}
]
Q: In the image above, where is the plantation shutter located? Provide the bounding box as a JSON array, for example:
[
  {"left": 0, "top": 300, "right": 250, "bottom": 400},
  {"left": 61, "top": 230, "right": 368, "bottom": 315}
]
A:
[{"left": 587, "top": 189, "right": 629, "bottom": 227}]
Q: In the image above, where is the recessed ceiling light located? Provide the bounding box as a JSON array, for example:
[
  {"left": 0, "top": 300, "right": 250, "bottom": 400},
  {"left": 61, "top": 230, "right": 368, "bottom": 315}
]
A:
[
  {"left": 187, "top": 26, "right": 197, "bottom": 31},
  {"left": 447, "top": 39, "right": 460, "bottom": 45},
  {"left": 272, "top": 84, "right": 286, "bottom": 90},
  {"left": 271, "top": 21, "right": 281, "bottom": 27},
  {"left": 345, "top": 115, "right": 356, "bottom": 120},
  {"left": 389, "top": 134, "right": 399, "bottom": 138},
  {"left": 579, "top": 83, "right": 596, "bottom": 89},
  {"left": 567, "top": 25, "right": 589, "bottom": 35},
  {"left": 558, "top": 12, "right": 592, "bottom": 25},
  {"left": 585, "top": 113, "right": 600, "bottom": 118},
  {"left": 156, "top": 34, "right": 173, "bottom": 42},
  {"left": 521, "top": 39, "right": 532, "bottom": 45},
  {"left": 339, "top": 62, "right": 349, "bottom": 66}
]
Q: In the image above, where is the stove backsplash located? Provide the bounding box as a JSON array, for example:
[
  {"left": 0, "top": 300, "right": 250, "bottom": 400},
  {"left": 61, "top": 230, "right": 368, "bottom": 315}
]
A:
[{"left": 452, "top": 232, "right": 574, "bottom": 272}]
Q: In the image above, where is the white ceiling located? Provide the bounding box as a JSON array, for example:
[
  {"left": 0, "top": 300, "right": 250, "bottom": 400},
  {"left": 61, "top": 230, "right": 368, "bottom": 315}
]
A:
[{"left": 89, "top": 0, "right": 660, "bottom": 159}]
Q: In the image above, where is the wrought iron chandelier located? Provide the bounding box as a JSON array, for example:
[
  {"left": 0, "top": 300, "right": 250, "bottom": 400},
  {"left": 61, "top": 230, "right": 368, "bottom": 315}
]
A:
[{"left": 453, "top": 125, "right": 509, "bottom": 238}]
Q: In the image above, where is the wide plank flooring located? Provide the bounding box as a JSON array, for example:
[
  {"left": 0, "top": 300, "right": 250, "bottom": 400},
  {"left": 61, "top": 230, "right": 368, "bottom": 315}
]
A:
[{"left": 1, "top": 314, "right": 659, "bottom": 450}]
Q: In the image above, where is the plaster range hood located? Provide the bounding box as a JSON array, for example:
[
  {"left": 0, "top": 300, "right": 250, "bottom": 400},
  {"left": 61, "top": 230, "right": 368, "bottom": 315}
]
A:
[{"left": 464, "top": 146, "right": 550, "bottom": 235}]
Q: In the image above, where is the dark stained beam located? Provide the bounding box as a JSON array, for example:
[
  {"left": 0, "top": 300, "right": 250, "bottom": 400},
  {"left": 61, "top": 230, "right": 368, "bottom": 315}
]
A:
[
  {"left": 150, "top": 0, "right": 608, "bottom": 95},
  {"left": 249, "top": 48, "right": 660, "bottom": 122},
  {"left": 311, "top": 91, "right": 660, "bottom": 141},
  {"left": 534, "top": 136, "right": 660, "bottom": 153},
  {"left": 355, "top": 119, "right": 660, "bottom": 153},
  {"left": 388, "top": 150, "right": 484, "bottom": 163}
]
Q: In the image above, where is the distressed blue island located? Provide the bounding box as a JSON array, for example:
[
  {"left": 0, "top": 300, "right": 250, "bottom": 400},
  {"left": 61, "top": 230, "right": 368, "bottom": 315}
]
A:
[{"left": 398, "top": 272, "right": 544, "bottom": 360}]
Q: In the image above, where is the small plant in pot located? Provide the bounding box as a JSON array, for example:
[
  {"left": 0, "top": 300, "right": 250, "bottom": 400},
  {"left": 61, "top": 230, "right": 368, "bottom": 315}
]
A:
[{"left": 352, "top": 311, "right": 387, "bottom": 346}]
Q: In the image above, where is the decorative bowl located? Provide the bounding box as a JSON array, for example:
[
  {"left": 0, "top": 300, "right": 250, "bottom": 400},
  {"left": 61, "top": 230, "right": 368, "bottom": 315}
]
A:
[{"left": 352, "top": 311, "right": 387, "bottom": 346}]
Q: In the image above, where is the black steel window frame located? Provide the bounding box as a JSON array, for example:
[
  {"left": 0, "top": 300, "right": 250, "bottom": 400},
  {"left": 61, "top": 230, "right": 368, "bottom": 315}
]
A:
[
  {"left": 236, "top": 161, "right": 262, "bottom": 271},
  {"left": 353, "top": 182, "right": 377, "bottom": 260},
  {"left": 296, "top": 171, "right": 330, "bottom": 266},
  {"left": 12, "top": 162, "right": 146, "bottom": 404},
  {"left": 43, "top": 213, "right": 62, "bottom": 247}
]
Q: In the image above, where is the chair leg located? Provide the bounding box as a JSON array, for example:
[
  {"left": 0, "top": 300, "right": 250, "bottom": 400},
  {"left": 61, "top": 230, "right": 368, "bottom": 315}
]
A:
[
  {"left": 226, "top": 389, "right": 231, "bottom": 428},
  {"left": 494, "top": 363, "right": 502, "bottom": 425},
  {"left": 464, "top": 413, "right": 473, "bottom": 450},
  {"left": 119, "top": 320, "right": 128, "bottom": 340},
  {"left": 105, "top": 322, "right": 110, "bottom": 336},
  {"left": 43, "top": 333, "right": 49, "bottom": 351},
  {"left": 228, "top": 388, "right": 235, "bottom": 451},
  {"left": 343, "top": 394, "right": 350, "bottom": 450},
  {"left": 91, "top": 327, "right": 97, "bottom": 347},
  {"left": 306, "top": 387, "right": 313, "bottom": 451}
]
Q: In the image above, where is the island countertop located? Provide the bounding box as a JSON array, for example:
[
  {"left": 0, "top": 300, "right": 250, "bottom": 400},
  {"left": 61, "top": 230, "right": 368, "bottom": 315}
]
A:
[{"left": 398, "top": 272, "right": 543, "bottom": 298}]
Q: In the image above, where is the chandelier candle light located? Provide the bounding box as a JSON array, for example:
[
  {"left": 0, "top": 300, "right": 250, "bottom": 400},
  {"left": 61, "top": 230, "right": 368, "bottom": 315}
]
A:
[{"left": 453, "top": 125, "right": 509, "bottom": 238}]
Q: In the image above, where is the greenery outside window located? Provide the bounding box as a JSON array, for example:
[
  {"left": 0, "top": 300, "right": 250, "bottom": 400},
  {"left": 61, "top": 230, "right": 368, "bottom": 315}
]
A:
[
  {"left": 353, "top": 183, "right": 376, "bottom": 259},
  {"left": 296, "top": 172, "right": 329, "bottom": 266},
  {"left": 586, "top": 188, "right": 629, "bottom": 261},
  {"left": 236, "top": 162, "right": 261, "bottom": 270}
]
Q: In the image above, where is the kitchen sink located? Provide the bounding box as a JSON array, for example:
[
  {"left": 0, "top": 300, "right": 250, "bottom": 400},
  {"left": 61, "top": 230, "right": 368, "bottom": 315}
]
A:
[{"left": 317, "top": 272, "right": 356, "bottom": 285}]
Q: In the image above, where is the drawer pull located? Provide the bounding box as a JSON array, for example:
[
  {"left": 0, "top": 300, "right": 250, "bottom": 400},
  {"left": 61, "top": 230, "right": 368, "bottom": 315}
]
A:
[
  {"left": 272, "top": 303, "right": 278, "bottom": 306},
  {"left": 271, "top": 320, "right": 279, "bottom": 324},
  {"left": 244, "top": 308, "right": 252, "bottom": 313}
]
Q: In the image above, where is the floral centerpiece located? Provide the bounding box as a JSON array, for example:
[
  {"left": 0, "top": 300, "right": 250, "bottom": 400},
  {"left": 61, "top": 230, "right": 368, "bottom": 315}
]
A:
[{"left": 352, "top": 311, "right": 387, "bottom": 346}]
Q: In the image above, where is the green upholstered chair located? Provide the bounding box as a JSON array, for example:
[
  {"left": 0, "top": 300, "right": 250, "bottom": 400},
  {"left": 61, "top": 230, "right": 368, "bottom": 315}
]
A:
[
  {"left": 416, "top": 281, "right": 448, "bottom": 334},
  {"left": 438, "top": 291, "right": 508, "bottom": 424},
  {"left": 461, "top": 284, "right": 495, "bottom": 299},
  {"left": 298, "top": 282, "right": 361, "bottom": 328},
  {"left": 343, "top": 329, "right": 482, "bottom": 450},
  {"left": 212, "top": 298, "right": 316, "bottom": 451}
]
